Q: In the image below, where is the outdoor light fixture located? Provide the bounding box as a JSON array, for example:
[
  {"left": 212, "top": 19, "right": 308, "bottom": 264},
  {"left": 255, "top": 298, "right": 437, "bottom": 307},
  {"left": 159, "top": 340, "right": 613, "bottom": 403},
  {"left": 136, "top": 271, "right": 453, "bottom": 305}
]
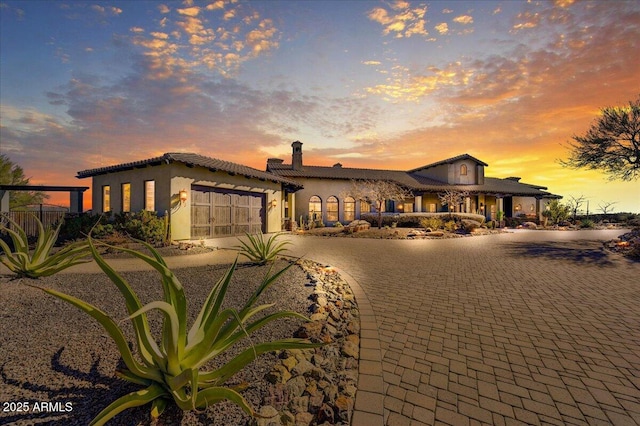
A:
[
  {"left": 179, "top": 189, "right": 188, "bottom": 206},
  {"left": 270, "top": 199, "right": 277, "bottom": 208}
]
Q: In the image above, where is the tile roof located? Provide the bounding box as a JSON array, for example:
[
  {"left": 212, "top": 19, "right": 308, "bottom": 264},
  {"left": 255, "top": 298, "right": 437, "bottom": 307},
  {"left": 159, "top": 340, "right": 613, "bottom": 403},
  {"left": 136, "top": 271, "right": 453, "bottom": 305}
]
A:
[
  {"left": 77, "top": 152, "right": 302, "bottom": 188},
  {"left": 408, "top": 153, "right": 488, "bottom": 172},
  {"left": 267, "top": 162, "right": 560, "bottom": 198}
]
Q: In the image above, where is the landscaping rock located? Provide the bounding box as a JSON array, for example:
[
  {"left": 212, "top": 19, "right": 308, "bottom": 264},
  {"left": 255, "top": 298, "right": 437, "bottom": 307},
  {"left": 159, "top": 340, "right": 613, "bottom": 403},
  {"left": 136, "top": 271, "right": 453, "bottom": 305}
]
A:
[
  {"left": 522, "top": 222, "right": 538, "bottom": 229},
  {"left": 344, "top": 220, "right": 370, "bottom": 233},
  {"left": 263, "top": 259, "right": 360, "bottom": 425}
]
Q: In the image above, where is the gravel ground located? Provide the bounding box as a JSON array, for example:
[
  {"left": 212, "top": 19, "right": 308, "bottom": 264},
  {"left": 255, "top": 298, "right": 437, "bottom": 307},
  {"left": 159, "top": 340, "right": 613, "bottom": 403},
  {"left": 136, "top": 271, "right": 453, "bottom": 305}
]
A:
[{"left": 0, "top": 260, "right": 313, "bottom": 425}]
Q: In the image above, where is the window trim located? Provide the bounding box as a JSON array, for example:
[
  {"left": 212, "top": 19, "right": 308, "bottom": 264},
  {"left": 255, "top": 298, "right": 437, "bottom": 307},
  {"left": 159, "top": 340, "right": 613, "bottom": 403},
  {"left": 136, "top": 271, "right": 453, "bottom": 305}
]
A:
[
  {"left": 102, "top": 185, "right": 111, "bottom": 213},
  {"left": 122, "top": 182, "right": 131, "bottom": 213},
  {"left": 326, "top": 195, "right": 339, "bottom": 222},
  {"left": 144, "top": 180, "right": 155, "bottom": 211}
]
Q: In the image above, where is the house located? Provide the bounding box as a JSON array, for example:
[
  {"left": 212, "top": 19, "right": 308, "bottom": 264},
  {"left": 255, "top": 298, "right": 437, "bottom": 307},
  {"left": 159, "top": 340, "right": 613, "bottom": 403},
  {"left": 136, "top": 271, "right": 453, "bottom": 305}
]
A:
[
  {"left": 77, "top": 143, "right": 560, "bottom": 240},
  {"left": 266, "top": 141, "right": 561, "bottom": 225},
  {"left": 76, "top": 153, "right": 301, "bottom": 240}
]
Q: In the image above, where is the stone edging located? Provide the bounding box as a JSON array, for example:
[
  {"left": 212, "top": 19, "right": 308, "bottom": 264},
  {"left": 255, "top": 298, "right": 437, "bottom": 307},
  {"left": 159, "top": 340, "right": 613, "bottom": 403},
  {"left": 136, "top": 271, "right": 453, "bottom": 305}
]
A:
[{"left": 252, "top": 259, "right": 362, "bottom": 425}]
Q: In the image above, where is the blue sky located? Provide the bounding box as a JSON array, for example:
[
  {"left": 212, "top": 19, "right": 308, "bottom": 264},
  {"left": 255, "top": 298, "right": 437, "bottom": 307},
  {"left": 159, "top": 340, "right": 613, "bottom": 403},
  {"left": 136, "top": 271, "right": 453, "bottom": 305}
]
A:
[{"left": 1, "top": 0, "right": 639, "bottom": 212}]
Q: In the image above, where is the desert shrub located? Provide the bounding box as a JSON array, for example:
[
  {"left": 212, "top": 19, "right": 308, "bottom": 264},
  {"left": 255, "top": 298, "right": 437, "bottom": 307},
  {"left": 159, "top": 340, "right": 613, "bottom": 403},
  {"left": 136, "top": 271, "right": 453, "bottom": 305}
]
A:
[
  {"left": 461, "top": 219, "right": 482, "bottom": 233},
  {"left": 580, "top": 219, "right": 596, "bottom": 229},
  {"left": 235, "top": 232, "right": 291, "bottom": 265},
  {"left": 0, "top": 214, "right": 90, "bottom": 278},
  {"left": 58, "top": 213, "right": 112, "bottom": 242},
  {"left": 115, "top": 211, "right": 167, "bottom": 245},
  {"left": 444, "top": 220, "right": 457, "bottom": 232},
  {"left": 333, "top": 221, "right": 344, "bottom": 228},
  {"left": 420, "top": 217, "right": 443, "bottom": 231}
]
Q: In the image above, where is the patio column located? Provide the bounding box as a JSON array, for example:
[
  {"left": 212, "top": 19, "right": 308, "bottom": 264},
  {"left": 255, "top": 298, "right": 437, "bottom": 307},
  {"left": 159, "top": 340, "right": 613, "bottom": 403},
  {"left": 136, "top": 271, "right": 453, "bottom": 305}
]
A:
[
  {"left": 414, "top": 195, "right": 422, "bottom": 213},
  {"left": 497, "top": 197, "right": 504, "bottom": 215},
  {"left": 0, "top": 190, "right": 9, "bottom": 212}
]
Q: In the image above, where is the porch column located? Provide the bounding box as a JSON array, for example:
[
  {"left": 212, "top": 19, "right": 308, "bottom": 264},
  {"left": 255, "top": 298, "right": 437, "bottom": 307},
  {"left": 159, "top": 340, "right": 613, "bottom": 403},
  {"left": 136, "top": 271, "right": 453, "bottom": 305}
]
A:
[
  {"left": 414, "top": 195, "right": 422, "bottom": 213},
  {"left": 0, "top": 190, "right": 9, "bottom": 212},
  {"left": 70, "top": 191, "right": 84, "bottom": 213},
  {"left": 287, "top": 192, "right": 296, "bottom": 221},
  {"left": 465, "top": 197, "right": 471, "bottom": 213},
  {"left": 537, "top": 197, "right": 545, "bottom": 222},
  {"left": 497, "top": 197, "right": 504, "bottom": 215}
]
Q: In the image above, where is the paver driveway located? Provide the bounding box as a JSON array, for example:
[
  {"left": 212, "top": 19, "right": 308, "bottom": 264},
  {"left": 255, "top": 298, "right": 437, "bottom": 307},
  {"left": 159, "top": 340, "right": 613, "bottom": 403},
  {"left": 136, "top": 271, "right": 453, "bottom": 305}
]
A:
[{"left": 272, "top": 230, "right": 640, "bottom": 426}]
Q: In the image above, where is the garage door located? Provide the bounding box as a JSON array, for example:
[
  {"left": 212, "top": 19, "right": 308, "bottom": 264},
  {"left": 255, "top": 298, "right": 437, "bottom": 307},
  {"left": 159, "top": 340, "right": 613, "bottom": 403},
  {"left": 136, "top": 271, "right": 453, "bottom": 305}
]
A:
[{"left": 191, "top": 186, "right": 265, "bottom": 238}]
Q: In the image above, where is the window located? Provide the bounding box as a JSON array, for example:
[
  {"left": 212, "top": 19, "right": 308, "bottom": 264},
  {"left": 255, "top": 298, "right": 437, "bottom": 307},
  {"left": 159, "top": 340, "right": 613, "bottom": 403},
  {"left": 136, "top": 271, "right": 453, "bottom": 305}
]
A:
[
  {"left": 429, "top": 203, "right": 436, "bottom": 213},
  {"left": 344, "top": 196, "right": 355, "bottom": 222},
  {"left": 460, "top": 164, "right": 468, "bottom": 176},
  {"left": 327, "top": 196, "right": 338, "bottom": 222},
  {"left": 530, "top": 204, "right": 535, "bottom": 213},
  {"left": 309, "top": 195, "right": 321, "bottom": 220},
  {"left": 403, "top": 202, "right": 414, "bottom": 213},
  {"left": 360, "top": 200, "right": 371, "bottom": 213},
  {"left": 102, "top": 185, "right": 111, "bottom": 212},
  {"left": 122, "top": 183, "right": 131, "bottom": 213},
  {"left": 144, "top": 180, "right": 155, "bottom": 211}
]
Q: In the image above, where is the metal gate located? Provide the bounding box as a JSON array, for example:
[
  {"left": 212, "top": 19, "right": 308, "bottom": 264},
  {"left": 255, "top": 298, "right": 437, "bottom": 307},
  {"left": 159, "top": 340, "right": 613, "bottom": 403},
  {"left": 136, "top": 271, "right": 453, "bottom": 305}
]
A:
[{"left": 190, "top": 186, "right": 264, "bottom": 238}]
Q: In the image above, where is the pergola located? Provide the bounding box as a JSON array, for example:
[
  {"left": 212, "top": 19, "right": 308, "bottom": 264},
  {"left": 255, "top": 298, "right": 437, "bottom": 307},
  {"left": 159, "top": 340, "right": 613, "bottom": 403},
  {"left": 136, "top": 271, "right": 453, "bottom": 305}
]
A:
[{"left": 0, "top": 185, "right": 89, "bottom": 213}]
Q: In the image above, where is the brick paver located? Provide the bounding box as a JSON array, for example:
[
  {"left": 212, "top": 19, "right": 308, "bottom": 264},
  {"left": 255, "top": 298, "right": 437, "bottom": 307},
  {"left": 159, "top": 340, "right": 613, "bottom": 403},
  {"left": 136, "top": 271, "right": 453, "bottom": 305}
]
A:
[
  {"left": 277, "top": 229, "right": 640, "bottom": 425},
  {"left": 46, "top": 229, "right": 639, "bottom": 425}
]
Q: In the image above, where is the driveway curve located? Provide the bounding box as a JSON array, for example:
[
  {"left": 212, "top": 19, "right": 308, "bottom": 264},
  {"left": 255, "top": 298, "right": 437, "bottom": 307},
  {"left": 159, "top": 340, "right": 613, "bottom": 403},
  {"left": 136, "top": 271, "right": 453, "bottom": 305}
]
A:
[
  {"left": 275, "top": 229, "right": 640, "bottom": 426},
  {"left": 7, "top": 229, "right": 637, "bottom": 425}
]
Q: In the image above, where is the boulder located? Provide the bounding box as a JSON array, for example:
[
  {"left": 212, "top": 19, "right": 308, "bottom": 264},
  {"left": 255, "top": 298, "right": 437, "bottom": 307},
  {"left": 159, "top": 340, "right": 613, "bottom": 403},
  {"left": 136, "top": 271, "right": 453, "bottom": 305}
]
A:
[
  {"left": 522, "top": 221, "right": 538, "bottom": 229},
  {"left": 345, "top": 220, "right": 371, "bottom": 233}
]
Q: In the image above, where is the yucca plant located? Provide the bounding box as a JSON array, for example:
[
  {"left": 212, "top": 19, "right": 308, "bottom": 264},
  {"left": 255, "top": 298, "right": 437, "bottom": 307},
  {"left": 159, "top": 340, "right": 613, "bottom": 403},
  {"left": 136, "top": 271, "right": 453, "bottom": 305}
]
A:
[
  {"left": 32, "top": 237, "right": 320, "bottom": 425},
  {"left": 0, "top": 214, "right": 90, "bottom": 278},
  {"left": 235, "top": 232, "right": 291, "bottom": 265}
]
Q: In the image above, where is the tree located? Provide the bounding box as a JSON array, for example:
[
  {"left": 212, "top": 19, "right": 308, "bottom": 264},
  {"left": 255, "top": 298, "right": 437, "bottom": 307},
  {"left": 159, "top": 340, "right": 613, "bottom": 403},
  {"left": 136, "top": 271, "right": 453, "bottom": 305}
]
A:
[
  {"left": 342, "top": 179, "right": 413, "bottom": 229},
  {"left": 598, "top": 201, "right": 617, "bottom": 215},
  {"left": 438, "top": 190, "right": 469, "bottom": 218},
  {"left": 543, "top": 200, "right": 571, "bottom": 225},
  {"left": 562, "top": 95, "right": 640, "bottom": 181},
  {"left": 567, "top": 194, "right": 586, "bottom": 221},
  {"left": 0, "top": 154, "right": 47, "bottom": 209}
]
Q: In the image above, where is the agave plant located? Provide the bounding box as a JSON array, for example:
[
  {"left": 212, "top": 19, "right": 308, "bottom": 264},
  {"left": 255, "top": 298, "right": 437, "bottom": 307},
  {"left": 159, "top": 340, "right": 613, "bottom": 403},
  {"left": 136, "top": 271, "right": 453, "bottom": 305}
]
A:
[
  {"left": 235, "top": 232, "right": 291, "bottom": 265},
  {"left": 0, "top": 214, "right": 90, "bottom": 278},
  {"left": 33, "top": 237, "right": 320, "bottom": 425}
]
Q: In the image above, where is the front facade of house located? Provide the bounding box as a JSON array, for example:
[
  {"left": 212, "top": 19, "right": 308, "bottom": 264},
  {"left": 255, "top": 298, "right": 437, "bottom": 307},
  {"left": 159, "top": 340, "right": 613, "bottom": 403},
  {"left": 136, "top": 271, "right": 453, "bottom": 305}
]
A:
[
  {"left": 267, "top": 142, "right": 561, "bottom": 226},
  {"left": 77, "top": 143, "right": 561, "bottom": 240},
  {"left": 76, "top": 153, "right": 301, "bottom": 240}
]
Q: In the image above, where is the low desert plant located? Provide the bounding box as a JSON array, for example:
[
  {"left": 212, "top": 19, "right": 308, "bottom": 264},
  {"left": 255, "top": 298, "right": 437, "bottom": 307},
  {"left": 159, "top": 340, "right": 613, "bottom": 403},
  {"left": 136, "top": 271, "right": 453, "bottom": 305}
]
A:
[
  {"left": 420, "top": 217, "right": 443, "bottom": 231},
  {"left": 32, "top": 238, "right": 321, "bottom": 425},
  {"left": 333, "top": 221, "right": 344, "bottom": 228},
  {"left": 444, "top": 220, "right": 457, "bottom": 232},
  {"left": 235, "top": 232, "right": 291, "bottom": 265},
  {"left": 0, "top": 214, "right": 90, "bottom": 278}
]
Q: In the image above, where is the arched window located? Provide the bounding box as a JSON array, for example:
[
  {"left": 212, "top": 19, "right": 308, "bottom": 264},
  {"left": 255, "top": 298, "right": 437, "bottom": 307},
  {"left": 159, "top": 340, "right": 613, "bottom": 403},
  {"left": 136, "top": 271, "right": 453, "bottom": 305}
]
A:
[
  {"left": 460, "top": 164, "right": 468, "bottom": 176},
  {"left": 309, "top": 196, "right": 322, "bottom": 220},
  {"left": 344, "top": 196, "right": 355, "bottom": 222},
  {"left": 327, "top": 196, "right": 339, "bottom": 222},
  {"left": 360, "top": 200, "right": 371, "bottom": 213}
]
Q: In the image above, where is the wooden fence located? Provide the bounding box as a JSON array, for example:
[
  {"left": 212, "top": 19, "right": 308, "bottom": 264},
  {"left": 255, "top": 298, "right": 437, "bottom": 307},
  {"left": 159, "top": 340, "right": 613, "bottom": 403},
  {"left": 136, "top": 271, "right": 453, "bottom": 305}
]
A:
[{"left": 1, "top": 211, "right": 67, "bottom": 237}]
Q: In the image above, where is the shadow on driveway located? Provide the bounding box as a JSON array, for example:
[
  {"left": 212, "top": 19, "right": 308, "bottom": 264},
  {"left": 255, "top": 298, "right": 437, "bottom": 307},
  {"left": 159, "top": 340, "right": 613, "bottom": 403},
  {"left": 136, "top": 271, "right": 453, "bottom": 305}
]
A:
[{"left": 503, "top": 239, "right": 616, "bottom": 266}]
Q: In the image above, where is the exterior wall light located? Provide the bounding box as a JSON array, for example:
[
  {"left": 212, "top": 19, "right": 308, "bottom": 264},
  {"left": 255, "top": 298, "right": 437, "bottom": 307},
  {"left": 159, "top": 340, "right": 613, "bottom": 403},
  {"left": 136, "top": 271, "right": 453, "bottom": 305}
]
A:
[
  {"left": 270, "top": 199, "right": 277, "bottom": 209},
  {"left": 179, "top": 189, "right": 188, "bottom": 206}
]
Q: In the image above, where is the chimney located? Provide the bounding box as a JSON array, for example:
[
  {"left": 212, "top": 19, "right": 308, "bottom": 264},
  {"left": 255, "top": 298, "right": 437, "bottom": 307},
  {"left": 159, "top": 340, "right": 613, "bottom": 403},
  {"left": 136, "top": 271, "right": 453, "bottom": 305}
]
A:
[
  {"left": 266, "top": 158, "right": 283, "bottom": 171},
  {"left": 292, "top": 141, "right": 303, "bottom": 170},
  {"left": 506, "top": 176, "right": 521, "bottom": 182},
  {"left": 333, "top": 163, "right": 342, "bottom": 168}
]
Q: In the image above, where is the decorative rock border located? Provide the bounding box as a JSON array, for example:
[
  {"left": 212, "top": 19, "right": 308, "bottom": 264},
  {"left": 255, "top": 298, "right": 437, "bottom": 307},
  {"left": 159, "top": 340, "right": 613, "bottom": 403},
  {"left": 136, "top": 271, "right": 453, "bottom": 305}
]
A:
[{"left": 252, "top": 259, "right": 360, "bottom": 426}]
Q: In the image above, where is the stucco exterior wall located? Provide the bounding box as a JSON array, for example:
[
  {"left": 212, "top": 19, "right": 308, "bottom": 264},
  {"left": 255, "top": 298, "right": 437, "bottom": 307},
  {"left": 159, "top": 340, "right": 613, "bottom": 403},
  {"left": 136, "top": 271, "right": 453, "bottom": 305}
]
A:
[
  {"left": 292, "top": 177, "right": 362, "bottom": 224},
  {"left": 89, "top": 165, "right": 172, "bottom": 214},
  {"left": 88, "top": 163, "right": 283, "bottom": 240},
  {"left": 512, "top": 196, "right": 540, "bottom": 217}
]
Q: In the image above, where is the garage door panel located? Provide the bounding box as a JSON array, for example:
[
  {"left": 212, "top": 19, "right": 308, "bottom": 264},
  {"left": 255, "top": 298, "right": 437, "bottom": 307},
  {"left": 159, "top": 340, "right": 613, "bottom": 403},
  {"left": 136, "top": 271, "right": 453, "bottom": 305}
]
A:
[{"left": 191, "top": 187, "right": 264, "bottom": 238}]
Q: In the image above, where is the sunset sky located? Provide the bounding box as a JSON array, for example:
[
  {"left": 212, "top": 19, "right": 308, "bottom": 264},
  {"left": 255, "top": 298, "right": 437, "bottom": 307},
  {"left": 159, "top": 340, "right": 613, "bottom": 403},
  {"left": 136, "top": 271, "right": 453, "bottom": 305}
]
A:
[{"left": 1, "top": 0, "right": 639, "bottom": 212}]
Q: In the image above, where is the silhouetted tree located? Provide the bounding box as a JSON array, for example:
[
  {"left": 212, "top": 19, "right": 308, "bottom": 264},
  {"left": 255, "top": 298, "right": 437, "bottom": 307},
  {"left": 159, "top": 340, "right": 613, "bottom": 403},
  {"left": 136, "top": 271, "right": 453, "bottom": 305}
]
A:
[
  {"left": 342, "top": 180, "right": 413, "bottom": 229},
  {"left": 0, "top": 154, "right": 47, "bottom": 209},
  {"left": 438, "top": 190, "right": 469, "bottom": 219},
  {"left": 562, "top": 95, "right": 640, "bottom": 181},
  {"left": 598, "top": 201, "right": 617, "bottom": 215}
]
